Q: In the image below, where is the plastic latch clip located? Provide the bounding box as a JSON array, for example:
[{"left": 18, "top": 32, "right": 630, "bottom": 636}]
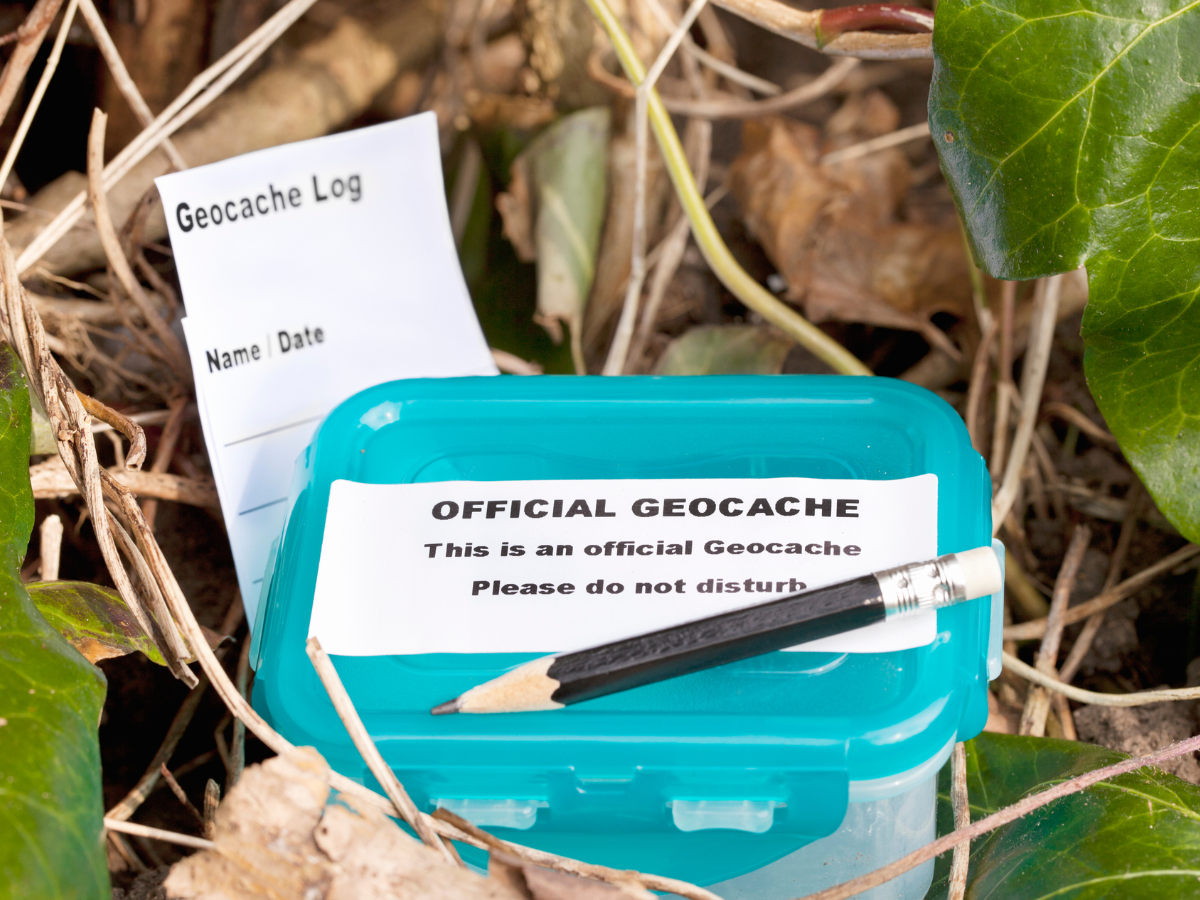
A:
[
  {"left": 432, "top": 798, "right": 548, "bottom": 831},
  {"left": 669, "top": 800, "right": 784, "bottom": 833}
]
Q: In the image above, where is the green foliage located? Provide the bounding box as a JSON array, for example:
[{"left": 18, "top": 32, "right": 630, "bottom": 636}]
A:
[
  {"left": 929, "top": 733, "right": 1200, "bottom": 899},
  {"left": 655, "top": 325, "right": 793, "bottom": 375},
  {"left": 0, "top": 342, "right": 109, "bottom": 899},
  {"left": 930, "top": 0, "right": 1200, "bottom": 543},
  {"left": 28, "top": 580, "right": 169, "bottom": 666},
  {"left": 462, "top": 128, "right": 575, "bottom": 374}
]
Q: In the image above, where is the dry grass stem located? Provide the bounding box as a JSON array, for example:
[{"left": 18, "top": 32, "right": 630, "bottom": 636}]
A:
[
  {"left": 1003, "top": 653, "right": 1200, "bottom": 707},
  {"left": 0, "top": 0, "right": 78, "bottom": 193},
  {"left": 964, "top": 317, "right": 997, "bottom": 453},
  {"left": 160, "top": 763, "right": 205, "bottom": 826},
  {"left": 74, "top": 389, "right": 147, "bottom": 468},
  {"left": 30, "top": 454, "right": 218, "bottom": 507},
  {"left": 104, "top": 817, "right": 215, "bottom": 851},
  {"left": 203, "top": 779, "right": 219, "bottom": 839},
  {"left": 38, "top": 512, "right": 62, "bottom": 580},
  {"left": 992, "top": 274, "right": 1061, "bottom": 531},
  {"left": 1005, "top": 543, "right": 1200, "bottom": 640},
  {"left": 75, "top": 0, "right": 188, "bottom": 171},
  {"left": 141, "top": 394, "right": 188, "bottom": 529},
  {"left": 86, "top": 110, "right": 191, "bottom": 382},
  {"left": 820, "top": 120, "right": 930, "bottom": 165},
  {"left": 603, "top": 0, "right": 710, "bottom": 376},
  {"left": 1041, "top": 400, "right": 1117, "bottom": 448},
  {"left": 16, "top": 0, "right": 323, "bottom": 274},
  {"left": 1019, "top": 524, "right": 1090, "bottom": 736},
  {"left": 0, "top": 0, "right": 66, "bottom": 126},
  {"left": 1058, "top": 486, "right": 1144, "bottom": 684},
  {"left": 305, "top": 636, "right": 456, "bottom": 861},
  {"left": 608, "top": 55, "right": 860, "bottom": 119},
  {"left": 947, "top": 742, "right": 970, "bottom": 900}
]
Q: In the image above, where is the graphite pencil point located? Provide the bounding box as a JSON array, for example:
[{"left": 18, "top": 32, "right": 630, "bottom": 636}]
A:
[{"left": 430, "top": 697, "right": 462, "bottom": 715}]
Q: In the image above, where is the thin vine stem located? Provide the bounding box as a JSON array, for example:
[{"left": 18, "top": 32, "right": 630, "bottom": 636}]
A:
[{"left": 582, "top": 0, "right": 872, "bottom": 376}]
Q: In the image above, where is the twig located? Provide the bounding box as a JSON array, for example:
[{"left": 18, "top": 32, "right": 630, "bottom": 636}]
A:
[
  {"left": 107, "top": 831, "right": 149, "bottom": 874},
  {"left": 75, "top": 0, "right": 187, "bottom": 171},
  {"left": 1041, "top": 401, "right": 1118, "bottom": 448},
  {"left": 964, "top": 317, "right": 997, "bottom": 454},
  {"left": 30, "top": 455, "right": 218, "bottom": 507},
  {"left": 1019, "top": 524, "right": 1090, "bottom": 736},
  {"left": 490, "top": 347, "right": 543, "bottom": 375},
  {"left": 104, "top": 818, "right": 215, "bottom": 851},
  {"left": 203, "top": 779, "right": 220, "bottom": 839},
  {"left": 74, "top": 390, "right": 147, "bottom": 469},
  {"left": 947, "top": 742, "right": 969, "bottom": 900},
  {"left": 820, "top": 121, "right": 930, "bottom": 165},
  {"left": 38, "top": 513, "right": 62, "bottom": 580},
  {"left": 0, "top": 0, "right": 79, "bottom": 194},
  {"left": 159, "top": 763, "right": 205, "bottom": 826},
  {"left": 1005, "top": 543, "right": 1200, "bottom": 640},
  {"left": 86, "top": 111, "right": 191, "bottom": 383},
  {"left": 305, "top": 637, "right": 455, "bottom": 862},
  {"left": 1004, "top": 653, "right": 1200, "bottom": 707},
  {"left": 16, "top": 0, "right": 323, "bottom": 274},
  {"left": 141, "top": 394, "right": 188, "bottom": 530},
  {"left": 1058, "top": 485, "right": 1144, "bottom": 684},
  {"left": 585, "top": 0, "right": 871, "bottom": 375},
  {"left": 710, "top": 0, "right": 932, "bottom": 60},
  {"left": 793, "top": 730, "right": 1200, "bottom": 900},
  {"left": 592, "top": 49, "right": 859, "bottom": 119},
  {"left": 107, "top": 677, "right": 209, "bottom": 821},
  {"left": 0, "top": 0, "right": 66, "bottom": 126},
  {"left": 228, "top": 635, "right": 252, "bottom": 791},
  {"left": 992, "top": 275, "right": 1061, "bottom": 532},
  {"left": 989, "top": 281, "right": 1017, "bottom": 476},
  {"left": 688, "top": 42, "right": 780, "bottom": 95},
  {"left": 603, "top": 0, "right": 710, "bottom": 377}
]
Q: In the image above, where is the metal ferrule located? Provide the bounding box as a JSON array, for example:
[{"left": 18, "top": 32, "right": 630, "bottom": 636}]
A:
[{"left": 875, "top": 553, "right": 968, "bottom": 619}]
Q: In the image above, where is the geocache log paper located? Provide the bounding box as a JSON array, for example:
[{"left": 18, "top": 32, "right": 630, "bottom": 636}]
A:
[{"left": 157, "top": 114, "right": 497, "bottom": 626}]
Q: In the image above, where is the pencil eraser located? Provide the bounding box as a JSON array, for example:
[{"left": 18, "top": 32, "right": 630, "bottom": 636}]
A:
[{"left": 956, "top": 546, "right": 1004, "bottom": 600}]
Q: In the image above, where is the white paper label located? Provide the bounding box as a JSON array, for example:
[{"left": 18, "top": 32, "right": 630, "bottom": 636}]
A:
[
  {"left": 157, "top": 114, "right": 498, "bottom": 624},
  {"left": 309, "top": 474, "right": 938, "bottom": 656}
]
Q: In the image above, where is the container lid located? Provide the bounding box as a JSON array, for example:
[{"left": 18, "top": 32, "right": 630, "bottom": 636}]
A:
[{"left": 251, "top": 375, "right": 994, "bottom": 885}]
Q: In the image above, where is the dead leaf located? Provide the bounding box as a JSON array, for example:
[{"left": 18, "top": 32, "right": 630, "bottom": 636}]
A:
[
  {"left": 655, "top": 325, "right": 793, "bottom": 375},
  {"left": 496, "top": 107, "right": 611, "bottom": 373},
  {"left": 730, "top": 95, "right": 972, "bottom": 356},
  {"left": 166, "top": 747, "right": 523, "bottom": 900},
  {"left": 166, "top": 747, "right": 637, "bottom": 900}
]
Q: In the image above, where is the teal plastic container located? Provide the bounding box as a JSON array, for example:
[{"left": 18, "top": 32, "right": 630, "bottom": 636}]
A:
[{"left": 252, "top": 375, "right": 995, "bottom": 889}]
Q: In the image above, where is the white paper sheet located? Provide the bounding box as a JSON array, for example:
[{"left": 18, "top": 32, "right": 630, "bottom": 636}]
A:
[
  {"left": 310, "top": 475, "right": 939, "bottom": 656},
  {"left": 160, "top": 114, "right": 497, "bottom": 624}
]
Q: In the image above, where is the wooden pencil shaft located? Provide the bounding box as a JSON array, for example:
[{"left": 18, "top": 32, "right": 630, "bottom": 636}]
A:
[{"left": 548, "top": 575, "right": 885, "bottom": 704}]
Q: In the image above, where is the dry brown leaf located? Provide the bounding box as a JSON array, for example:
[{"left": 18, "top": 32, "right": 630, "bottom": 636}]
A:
[
  {"left": 167, "top": 747, "right": 637, "bottom": 900},
  {"left": 730, "top": 96, "right": 972, "bottom": 356},
  {"left": 166, "top": 747, "right": 524, "bottom": 900}
]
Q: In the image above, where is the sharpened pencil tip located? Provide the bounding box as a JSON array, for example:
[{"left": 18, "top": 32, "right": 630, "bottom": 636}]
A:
[{"left": 430, "top": 697, "right": 462, "bottom": 715}]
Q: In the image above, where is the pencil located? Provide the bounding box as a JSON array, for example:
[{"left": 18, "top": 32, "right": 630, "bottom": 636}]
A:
[{"left": 431, "top": 546, "right": 1002, "bottom": 714}]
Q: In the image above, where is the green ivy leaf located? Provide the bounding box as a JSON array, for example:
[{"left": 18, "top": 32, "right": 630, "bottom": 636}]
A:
[
  {"left": 655, "top": 325, "right": 794, "bottom": 375},
  {"left": 0, "top": 342, "right": 109, "bottom": 900},
  {"left": 928, "top": 733, "right": 1200, "bottom": 899},
  {"left": 26, "top": 580, "right": 230, "bottom": 666},
  {"left": 27, "top": 581, "right": 168, "bottom": 666},
  {"left": 929, "top": 0, "right": 1200, "bottom": 543}
]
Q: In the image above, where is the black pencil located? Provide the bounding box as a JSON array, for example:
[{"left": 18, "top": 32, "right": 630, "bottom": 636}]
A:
[{"left": 431, "top": 547, "right": 1002, "bottom": 714}]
